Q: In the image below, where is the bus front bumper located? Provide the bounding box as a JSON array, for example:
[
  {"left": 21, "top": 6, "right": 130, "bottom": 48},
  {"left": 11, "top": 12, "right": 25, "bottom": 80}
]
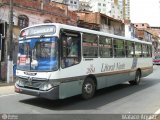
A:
[{"left": 15, "top": 83, "right": 59, "bottom": 100}]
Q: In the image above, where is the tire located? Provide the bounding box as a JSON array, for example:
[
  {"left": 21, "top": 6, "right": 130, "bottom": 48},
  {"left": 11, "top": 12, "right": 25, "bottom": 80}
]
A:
[
  {"left": 129, "top": 70, "right": 141, "bottom": 85},
  {"left": 82, "top": 77, "right": 96, "bottom": 99}
]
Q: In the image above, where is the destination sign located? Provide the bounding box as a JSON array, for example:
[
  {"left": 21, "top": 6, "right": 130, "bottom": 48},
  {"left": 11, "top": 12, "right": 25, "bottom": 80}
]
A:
[{"left": 20, "top": 25, "right": 56, "bottom": 37}]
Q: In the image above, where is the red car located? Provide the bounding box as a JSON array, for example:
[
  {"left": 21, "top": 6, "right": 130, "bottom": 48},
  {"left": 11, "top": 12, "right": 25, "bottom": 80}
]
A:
[{"left": 153, "top": 56, "right": 160, "bottom": 65}]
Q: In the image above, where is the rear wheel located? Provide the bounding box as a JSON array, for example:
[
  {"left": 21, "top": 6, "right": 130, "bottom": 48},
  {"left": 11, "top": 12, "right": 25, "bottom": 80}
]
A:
[
  {"left": 129, "top": 70, "right": 141, "bottom": 85},
  {"left": 82, "top": 77, "right": 96, "bottom": 99}
]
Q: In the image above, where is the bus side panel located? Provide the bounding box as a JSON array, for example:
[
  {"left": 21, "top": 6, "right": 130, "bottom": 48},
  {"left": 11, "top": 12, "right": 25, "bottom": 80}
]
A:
[
  {"left": 59, "top": 80, "right": 83, "bottom": 99},
  {"left": 141, "top": 67, "right": 153, "bottom": 78},
  {"left": 96, "top": 77, "right": 107, "bottom": 89},
  {"left": 96, "top": 71, "right": 135, "bottom": 89}
]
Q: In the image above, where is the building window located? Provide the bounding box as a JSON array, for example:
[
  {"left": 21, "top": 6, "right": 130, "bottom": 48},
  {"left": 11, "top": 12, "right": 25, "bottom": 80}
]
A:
[
  {"left": 98, "top": 3, "right": 101, "bottom": 6},
  {"left": 103, "top": 9, "right": 106, "bottom": 12},
  {"left": 18, "top": 15, "right": 29, "bottom": 28}
]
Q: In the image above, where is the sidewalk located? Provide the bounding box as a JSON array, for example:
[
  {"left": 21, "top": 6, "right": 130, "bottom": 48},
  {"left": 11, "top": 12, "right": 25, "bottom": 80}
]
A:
[
  {"left": 156, "top": 115, "right": 160, "bottom": 120},
  {"left": 0, "top": 80, "right": 15, "bottom": 95},
  {"left": 0, "top": 85, "right": 15, "bottom": 95}
]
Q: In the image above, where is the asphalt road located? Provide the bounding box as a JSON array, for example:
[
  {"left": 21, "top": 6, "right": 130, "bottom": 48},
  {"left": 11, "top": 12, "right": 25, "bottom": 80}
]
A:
[{"left": 0, "top": 66, "right": 160, "bottom": 120}]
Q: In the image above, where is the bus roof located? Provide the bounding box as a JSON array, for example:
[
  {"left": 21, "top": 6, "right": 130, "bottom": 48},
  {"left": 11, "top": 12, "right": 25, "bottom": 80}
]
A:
[{"left": 20, "top": 23, "right": 152, "bottom": 45}]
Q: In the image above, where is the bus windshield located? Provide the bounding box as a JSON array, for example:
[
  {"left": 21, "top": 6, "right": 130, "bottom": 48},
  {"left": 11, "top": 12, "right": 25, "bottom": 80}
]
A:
[{"left": 17, "top": 37, "right": 58, "bottom": 71}]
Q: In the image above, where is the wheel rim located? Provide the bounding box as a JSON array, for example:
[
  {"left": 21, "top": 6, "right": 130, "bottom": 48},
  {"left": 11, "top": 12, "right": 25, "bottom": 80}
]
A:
[{"left": 84, "top": 83, "right": 93, "bottom": 94}]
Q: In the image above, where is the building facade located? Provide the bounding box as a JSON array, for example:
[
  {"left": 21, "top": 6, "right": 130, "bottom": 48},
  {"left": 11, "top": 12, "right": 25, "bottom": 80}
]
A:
[
  {"left": 110, "top": 0, "right": 121, "bottom": 19},
  {"left": 77, "top": 11, "right": 125, "bottom": 36},
  {"left": 63, "top": 0, "right": 80, "bottom": 11},
  {"left": 130, "top": 23, "right": 160, "bottom": 57},
  {"left": 118, "top": 0, "right": 130, "bottom": 20},
  {"left": 89, "top": 0, "right": 112, "bottom": 16},
  {"left": 87, "top": 0, "right": 130, "bottom": 20},
  {"left": 79, "top": 0, "right": 91, "bottom": 11}
]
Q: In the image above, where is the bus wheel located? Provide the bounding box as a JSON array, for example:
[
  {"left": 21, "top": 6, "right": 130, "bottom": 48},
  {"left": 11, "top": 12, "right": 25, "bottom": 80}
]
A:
[
  {"left": 82, "top": 77, "right": 96, "bottom": 99},
  {"left": 129, "top": 70, "right": 141, "bottom": 85}
]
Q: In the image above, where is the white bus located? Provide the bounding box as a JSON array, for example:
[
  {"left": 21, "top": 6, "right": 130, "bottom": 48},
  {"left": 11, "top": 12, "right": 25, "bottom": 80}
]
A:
[{"left": 15, "top": 23, "right": 153, "bottom": 100}]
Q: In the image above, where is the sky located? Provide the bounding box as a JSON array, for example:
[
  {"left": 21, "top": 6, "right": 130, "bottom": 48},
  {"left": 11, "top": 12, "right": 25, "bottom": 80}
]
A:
[{"left": 130, "top": 0, "right": 160, "bottom": 26}]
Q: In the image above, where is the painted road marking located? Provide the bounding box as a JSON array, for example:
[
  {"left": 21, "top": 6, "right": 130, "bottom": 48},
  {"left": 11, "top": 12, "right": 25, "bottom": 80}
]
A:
[
  {"left": 0, "top": 93, "right": 18, "bottom": 98},
  {"left": 148, "top": 108, "right": 160, "bottom": 120},
  {"left": 154, "top": 108, "right": 160, "bottom": 114}
]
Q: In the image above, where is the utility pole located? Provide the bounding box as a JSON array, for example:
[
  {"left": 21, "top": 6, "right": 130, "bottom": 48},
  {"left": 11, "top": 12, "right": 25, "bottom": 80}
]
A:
[
  {"left": 9, "top": 0, "right": 13, "bottom": 60},
  {"left": 123, "top": 0, "right": 126, "bottom": 20},
  {"left": 7, "top": 0, "right": 13, "bottom": 83}
]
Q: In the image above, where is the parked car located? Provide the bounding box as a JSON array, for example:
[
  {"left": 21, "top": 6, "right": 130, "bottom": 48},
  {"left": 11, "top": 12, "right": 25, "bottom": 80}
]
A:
[{"left": 153, "top": 56, "right": 160, "bottom": 65}]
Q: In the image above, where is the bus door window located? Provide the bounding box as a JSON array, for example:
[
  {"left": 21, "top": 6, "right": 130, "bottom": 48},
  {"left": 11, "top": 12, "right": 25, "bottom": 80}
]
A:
[
  {"left": 60, "top": 30, "right": 81, "bottom": 68},
  {"left": 68, "top": 37, "right": 78, "bottom": 57}
]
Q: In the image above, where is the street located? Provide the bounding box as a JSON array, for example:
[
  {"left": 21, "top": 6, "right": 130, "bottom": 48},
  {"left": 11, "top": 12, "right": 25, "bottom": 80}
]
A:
[{"left": 0, "top": 66, "right": 160, "bottom": 120}]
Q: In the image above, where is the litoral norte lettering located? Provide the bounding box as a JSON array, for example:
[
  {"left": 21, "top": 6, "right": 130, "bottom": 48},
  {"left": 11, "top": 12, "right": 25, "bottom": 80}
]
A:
[
  {"left": 116, "top": 62, "right": 125, "bottom": 70},
  {"left": 101, "top": 62, "right": 125, "bottom": 72},
  {"left": 101, "top": 63, "right": 115, "bottom": 72}
]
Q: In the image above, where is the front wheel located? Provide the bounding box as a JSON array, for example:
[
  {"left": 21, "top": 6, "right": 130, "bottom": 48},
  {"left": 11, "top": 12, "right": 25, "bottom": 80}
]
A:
[
  {"left": 129, "top": 70, "right": 141, "bottom": 85},
  {"left": 82, "top": 77, "right": 96, "bottom": 99}
]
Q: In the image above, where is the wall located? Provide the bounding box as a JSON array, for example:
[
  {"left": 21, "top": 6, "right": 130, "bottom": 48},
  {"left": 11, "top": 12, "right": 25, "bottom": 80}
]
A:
[{"left": 124, "top": 24, "right": 131, "bottom": 38}]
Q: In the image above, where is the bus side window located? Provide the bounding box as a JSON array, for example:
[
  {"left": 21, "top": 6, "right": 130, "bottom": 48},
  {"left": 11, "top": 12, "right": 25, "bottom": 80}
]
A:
[
  {"left": 125, "top": 41, "right": 134, "bottom": 58},
  {"left": 148, "top": 45, "right": 152, "bottom": 57},
  {"left": 135, "top": 43, "right": 142, "bottom": 58},
  {"left": 142, "top": 44, "right": 148, "bottom": 57},
  {"left": 113, "top": 39, "right": 125, "bottom": 58},
  {"left": 82, "top": 33, "right": 98, "bottom": 58},
  {"left": 99, "top": 36, "right": 112, "bottom": 58},
  {"left": 60, "top": 30, "right": 81, "bottom": 68}
]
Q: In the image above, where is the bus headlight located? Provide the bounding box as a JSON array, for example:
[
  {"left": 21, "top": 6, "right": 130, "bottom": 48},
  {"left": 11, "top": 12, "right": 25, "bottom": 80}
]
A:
[
  {"left": 39, "top": 82, "right": 53, "bottom": 91},
  {"left": 16, "top": 80, "right": 24, "bottom": 87}
]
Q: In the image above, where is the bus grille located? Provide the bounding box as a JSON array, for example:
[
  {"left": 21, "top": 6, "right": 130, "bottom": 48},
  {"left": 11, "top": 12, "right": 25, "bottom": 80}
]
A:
[
  {"left": 17, "top": 77, "right": 46, "bottom": 90},
  {"left": 24, "top": 80, "right": 45, "bottom": 90}
]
